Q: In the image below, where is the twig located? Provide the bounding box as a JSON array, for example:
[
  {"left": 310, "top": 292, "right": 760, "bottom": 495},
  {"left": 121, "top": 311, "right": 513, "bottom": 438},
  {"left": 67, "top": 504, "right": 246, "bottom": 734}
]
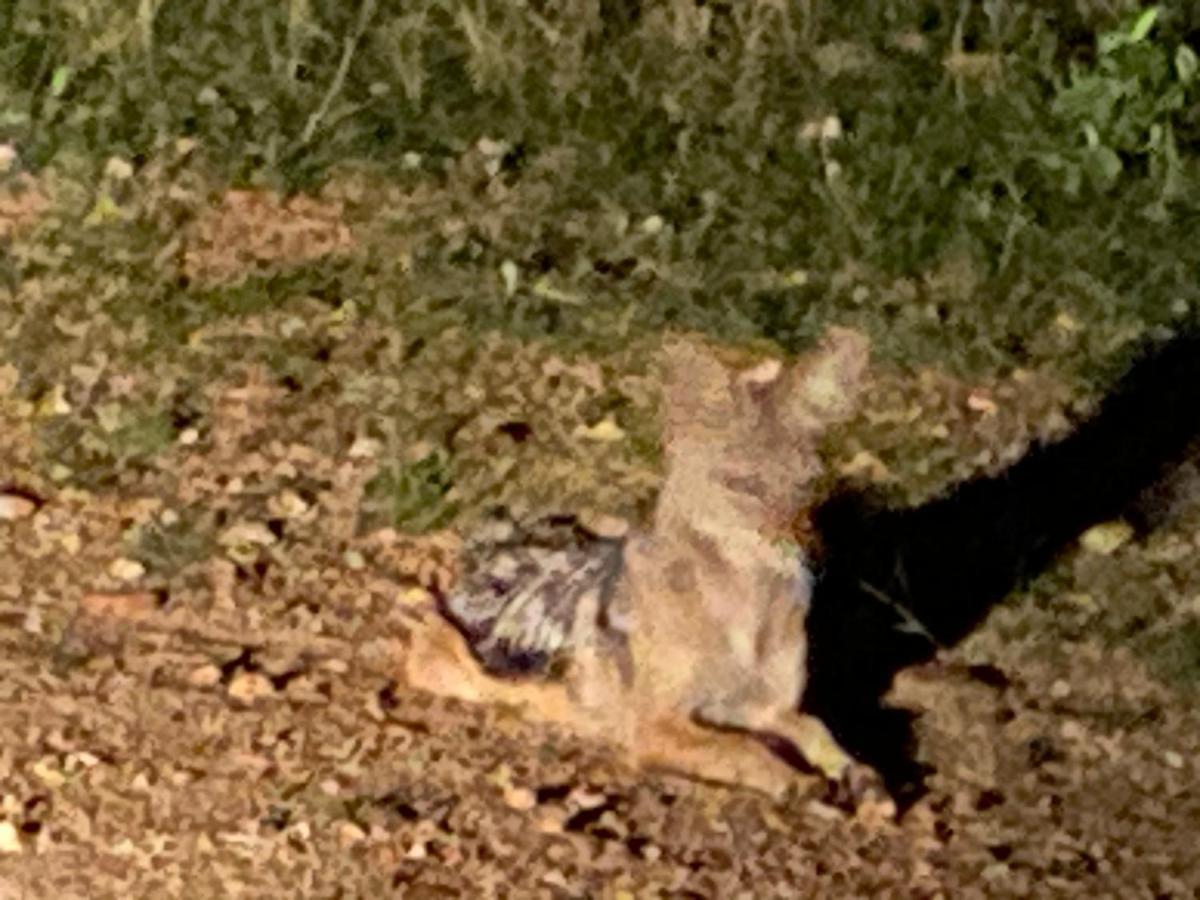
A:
[
  {"left": 299, "top": 0, "right": 377, "bottom": 146},
  {"left": 857, "top": 579, "right": 942, "bottom": 647}
]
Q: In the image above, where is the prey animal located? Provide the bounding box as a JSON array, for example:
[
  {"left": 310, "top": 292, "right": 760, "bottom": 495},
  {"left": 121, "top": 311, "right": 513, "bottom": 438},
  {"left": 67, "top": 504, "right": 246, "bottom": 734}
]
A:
[{"left": 402, "top": 326, "right": 872, "bottom": 798}]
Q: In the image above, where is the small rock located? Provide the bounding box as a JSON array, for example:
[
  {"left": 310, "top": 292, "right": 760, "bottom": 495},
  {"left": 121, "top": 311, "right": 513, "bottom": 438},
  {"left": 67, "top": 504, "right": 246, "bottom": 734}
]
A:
[
  {"left": 337, "top": 821, "right": 367, "bottom": 847},
  {"left": 104, "top": 156, "right": 134, "bottom": 180},
  {"left": 348, "top": 436, "right": 381, "bottom": 459},
  {"left": 640, "top": 214, "right": 664, "bottom": 235},
  {"left": 568, "top": 787, "right": 607, "bottom": 810},
  {"left": 503, "top": 787, "right": 537, "bottom": 812},
  {"left": 967, "top": 390, "right": 998, "bottom": 416},
  {"left": 1060, "top": 720, "right": 1086, "bottom": 742},
  {"left": 218, "top": 520, "right": 277, "bottom": 548},
  {"left": 1050, "top": 680, "right": 1071, "bottom": 700},
  {"left": 107, "top": 557, "right": 146, "bottom": 582},
  {"left": 1165, "top": 751, "right": 1184, "bottom": 769},
  {"left": 578, "top": 512, "right": 630, "bottom": 539},
  {"left": 574, "top": 416, "right": 625, "bottom": 442},
  {"left": 227, "top": 672, "right": 274, "bottom": 704},
  {"left": 821, "top": 115, "right": 844, "bottom": 141},
  {"left": 0, "top": 821, "right": 21, "bottom": 854},
  {"left": 500, "top": 259, "right": 519, "bottom": 296},
  {"left": 271, "top": 489, "right": 309, "bottom": 519},
  {"left": 188, "top": 664, "right": 222, "bottom": 688},
  {"left": 0, "top": 493, "right": 37, "bottom": 520},
  {"left": 1080, "top": 521, "right": 1133, "bottom": 556},
  {"left": 70, "top": 751, "right": 100, "bottom": 770},
  {"left": 320, "top": 779, "right": 341, "bottom": 796},
  {"left": 32, "top": 759, "right": 64, "bottom": 789},
  {"left": 476, "top": 136, "right": 507, "bottom": 157}
]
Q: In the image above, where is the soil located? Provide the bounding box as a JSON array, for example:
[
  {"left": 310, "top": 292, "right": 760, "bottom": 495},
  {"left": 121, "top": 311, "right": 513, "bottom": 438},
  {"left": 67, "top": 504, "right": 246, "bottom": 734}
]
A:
[{"left": 0, "top": 177, "right": 1197, "bottom": 898}]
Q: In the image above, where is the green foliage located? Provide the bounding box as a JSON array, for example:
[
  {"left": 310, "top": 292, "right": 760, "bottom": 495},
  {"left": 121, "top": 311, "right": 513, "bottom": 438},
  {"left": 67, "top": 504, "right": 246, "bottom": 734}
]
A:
[
  {"left": 363, "top": 449, "right": 457, "bottom": 533},
  {"left": 1047, "top": 6, "right": 1198, "bottom": 198},
  {"left": 124, "top": 507, "right": 218, "bottom": 575},
  {"left": 1141, "top": 617, "right": 1200, "bottom": 692},
  {"left": 3, "top": 0, "right": 1200, "bottom": 385},
  {"left": 37, "top": 401, "right": 178, "bottom": 488}
]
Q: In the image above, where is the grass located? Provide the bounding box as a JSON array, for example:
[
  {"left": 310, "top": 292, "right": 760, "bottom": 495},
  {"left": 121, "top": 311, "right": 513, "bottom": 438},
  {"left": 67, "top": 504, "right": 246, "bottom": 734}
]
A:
[{"left": 2, "top": 1, "right": 1198, "bottom": 383}]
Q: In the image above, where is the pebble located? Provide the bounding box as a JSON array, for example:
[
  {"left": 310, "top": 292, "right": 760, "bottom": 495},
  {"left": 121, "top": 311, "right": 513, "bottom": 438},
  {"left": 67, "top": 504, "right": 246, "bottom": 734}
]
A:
[
  {"left": 0, "top": 494, "right": 36, "bottom": 520},
  {"left": 503, "top": 787, "right": 537, "bottom": 812},
  {"left": 107, "top": 557, "right": 147, "bottom": 582},
  {"left": 227, "top": 672, "right": 274, "bottom": 704},
  {"left": 188, "top": 664, "right": 223, "bottom": 688},
  {"left": 0, "top": 822, "right": 21, "bottom": 854}
]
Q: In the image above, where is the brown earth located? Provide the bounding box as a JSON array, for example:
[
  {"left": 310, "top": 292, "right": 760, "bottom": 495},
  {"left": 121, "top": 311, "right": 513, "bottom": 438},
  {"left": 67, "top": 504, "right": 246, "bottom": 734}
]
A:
[{"left": 0, "top": 178, "right": 1197, "bottom": 898}]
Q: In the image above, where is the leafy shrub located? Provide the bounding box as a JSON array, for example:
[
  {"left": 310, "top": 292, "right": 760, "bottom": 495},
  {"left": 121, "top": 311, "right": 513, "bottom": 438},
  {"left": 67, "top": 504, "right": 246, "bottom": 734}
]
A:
[{"left": 1047, "top": 6, "right": 1198, "bottom": 199}]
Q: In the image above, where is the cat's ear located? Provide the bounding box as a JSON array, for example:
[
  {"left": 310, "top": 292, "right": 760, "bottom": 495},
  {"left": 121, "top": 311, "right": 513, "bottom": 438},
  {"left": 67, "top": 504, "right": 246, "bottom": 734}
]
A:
[
  {"left": 779, "top": 326, "right": 871, "bottom": 434},
  {"left": 737, "top": 357, "right": 784, "bottom": 393},
  {"left": 659, "top": 332, "right": 734, "bottom": 417}
]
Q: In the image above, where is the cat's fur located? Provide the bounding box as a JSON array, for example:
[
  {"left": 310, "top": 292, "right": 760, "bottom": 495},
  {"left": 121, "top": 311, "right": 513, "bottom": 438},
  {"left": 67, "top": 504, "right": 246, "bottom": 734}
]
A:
[{"left": 401, "top": 326, "right": 872, "bottom": 798}]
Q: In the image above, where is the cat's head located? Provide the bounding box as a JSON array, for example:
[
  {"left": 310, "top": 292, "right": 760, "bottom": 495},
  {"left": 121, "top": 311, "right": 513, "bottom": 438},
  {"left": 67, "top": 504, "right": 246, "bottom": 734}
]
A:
[{"left": 657, "top": 327, "right": 871, "bottom": 529}]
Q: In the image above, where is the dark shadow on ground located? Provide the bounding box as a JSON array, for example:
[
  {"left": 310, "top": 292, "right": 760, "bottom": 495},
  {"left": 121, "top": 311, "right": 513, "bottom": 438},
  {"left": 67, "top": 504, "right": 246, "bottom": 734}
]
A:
[{"left": 804, "top": 328, "right": 1200, "bottom": 812}]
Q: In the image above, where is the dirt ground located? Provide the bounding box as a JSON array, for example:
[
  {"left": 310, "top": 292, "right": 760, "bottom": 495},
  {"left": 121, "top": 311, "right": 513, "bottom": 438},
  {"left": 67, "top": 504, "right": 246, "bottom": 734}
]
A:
[
  {"left": 1, "top": 176, "right": 1198, "bottom": 898},
  {"left": 1, "top": 376, "right": 1197, "bottom": 900}
]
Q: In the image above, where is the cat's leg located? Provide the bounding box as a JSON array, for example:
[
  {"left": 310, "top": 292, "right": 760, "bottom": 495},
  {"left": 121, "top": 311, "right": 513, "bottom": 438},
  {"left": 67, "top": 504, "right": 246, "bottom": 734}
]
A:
[
  {"left": 401, "top": 610, "right": 577, "bottom": 724},
  {"left": 632, "top": 712, "right": 824, "bottom": 799}
]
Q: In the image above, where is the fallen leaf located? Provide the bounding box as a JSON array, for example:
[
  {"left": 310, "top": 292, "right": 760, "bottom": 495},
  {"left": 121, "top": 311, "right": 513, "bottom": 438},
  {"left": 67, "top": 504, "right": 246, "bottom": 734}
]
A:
[{"left": 1079, "top": 520, "right": 1133, "bottom": 555}]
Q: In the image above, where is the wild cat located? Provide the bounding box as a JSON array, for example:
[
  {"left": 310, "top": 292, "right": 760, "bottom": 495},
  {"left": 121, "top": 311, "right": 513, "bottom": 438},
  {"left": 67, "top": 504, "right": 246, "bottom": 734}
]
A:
[{"left": 401, "top": 326, "right": 873, "bottom": 799}]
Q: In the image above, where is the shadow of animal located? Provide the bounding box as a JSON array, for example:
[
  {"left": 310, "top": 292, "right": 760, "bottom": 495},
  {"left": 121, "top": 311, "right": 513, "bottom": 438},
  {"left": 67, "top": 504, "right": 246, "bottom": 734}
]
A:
[{"left": 806, "top": 329, "right": 1200, "bottom": 811}]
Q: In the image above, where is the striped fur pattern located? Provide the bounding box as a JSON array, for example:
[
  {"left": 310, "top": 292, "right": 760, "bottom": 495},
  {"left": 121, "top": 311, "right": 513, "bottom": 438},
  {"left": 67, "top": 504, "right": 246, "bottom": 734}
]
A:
[{"left": 439, "top": 512, "right": 626, "bottom": 677}]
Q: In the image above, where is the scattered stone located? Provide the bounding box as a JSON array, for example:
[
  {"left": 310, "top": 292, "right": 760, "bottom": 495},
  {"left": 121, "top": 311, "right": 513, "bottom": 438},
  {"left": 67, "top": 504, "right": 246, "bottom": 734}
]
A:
[
  {"left": 107, "top": 557, "right": 147, "bottom": 582},
  {"left": 0, "top": 493, "right": 37, "bottom": 520},
  {"left": 0, "top": 821, "right": 21, "bottom": 854},
  {"left": 503, "top": 787, "right": 537, "bottom": 812},
  {"left": 104, "top": 156, "right": 134, "bottom": 181},
  {"left": 1080, "top": 521, "right": 1133, "bottom": 555},
  {"left": 640, "top": 214, "right": 664, "bottom": 235},
  {"left": 348, "top": 436, "right": 381, "bottom": 459},
  {"left": 337, "top": 822, "right": 367, "bottom": 848},
  {"left": 574, "top": 416, "right": 625, "bottom": 442},
  {"left": 578, "top": 512, "right": 630, "bottom": 539},
  {"left": 967, "top": 390, "right": 999, "bottom": 416},
  {"left": 227, "top": 672, "right": 274, "bottom": 704},
  {"left": 218, "top": 520, "right": 277, "bottom": 549},
  {"left": 270, "top": 489, "right": 310, "bottom": 519},
  {"left": 188, "top": 664, "right": 223, "bottom": 688}
]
